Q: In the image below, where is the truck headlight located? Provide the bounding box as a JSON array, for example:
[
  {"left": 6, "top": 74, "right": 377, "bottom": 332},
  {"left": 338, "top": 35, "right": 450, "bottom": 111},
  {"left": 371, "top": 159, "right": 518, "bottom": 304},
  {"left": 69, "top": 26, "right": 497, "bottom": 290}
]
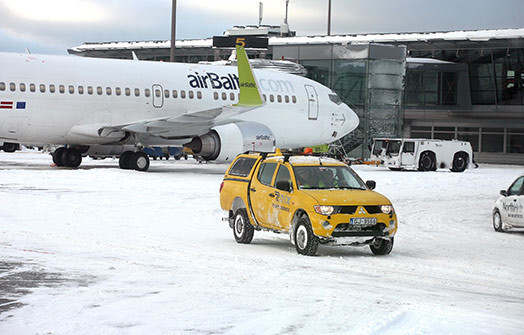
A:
[
  {"left": 380, "top": 205, "right": 394, "bottom": 214},
  {"left": 314, "top": 205, "right": 335, "bottom": 215}
]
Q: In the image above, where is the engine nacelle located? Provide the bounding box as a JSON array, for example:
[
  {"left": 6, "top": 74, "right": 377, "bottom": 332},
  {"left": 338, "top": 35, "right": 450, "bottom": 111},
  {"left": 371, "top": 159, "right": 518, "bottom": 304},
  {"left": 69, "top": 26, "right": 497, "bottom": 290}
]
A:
[{"left": 184, "top": 122, "right": 276, "bottom": 163}]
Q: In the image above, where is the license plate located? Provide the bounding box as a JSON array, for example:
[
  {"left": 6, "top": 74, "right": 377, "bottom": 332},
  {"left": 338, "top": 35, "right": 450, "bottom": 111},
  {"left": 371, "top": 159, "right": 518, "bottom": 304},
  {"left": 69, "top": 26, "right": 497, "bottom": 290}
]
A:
[{"left": 350, "top": 217, "right": 377, "bottom": 226}]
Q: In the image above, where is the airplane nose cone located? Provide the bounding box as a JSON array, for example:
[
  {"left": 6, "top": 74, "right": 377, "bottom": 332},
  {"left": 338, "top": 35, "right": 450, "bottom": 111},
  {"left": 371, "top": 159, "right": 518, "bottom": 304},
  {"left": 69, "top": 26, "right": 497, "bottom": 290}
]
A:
[{"left": 340, "top": 103, "right": 359, "bottom": 135}]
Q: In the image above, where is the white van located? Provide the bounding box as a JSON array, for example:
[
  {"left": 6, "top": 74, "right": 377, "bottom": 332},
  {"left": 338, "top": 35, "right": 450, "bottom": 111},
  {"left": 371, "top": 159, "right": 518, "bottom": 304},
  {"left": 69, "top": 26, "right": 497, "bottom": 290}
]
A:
[{"left": 370, "top": 138, "right": 476, "bottom": 172}]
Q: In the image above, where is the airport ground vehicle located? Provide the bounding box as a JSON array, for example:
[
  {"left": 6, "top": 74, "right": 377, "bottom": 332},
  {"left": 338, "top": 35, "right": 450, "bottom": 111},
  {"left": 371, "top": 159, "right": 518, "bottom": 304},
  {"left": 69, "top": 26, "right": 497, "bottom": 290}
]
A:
[
  {"left": 0, "top": 141, "right": 20, "bottom": 152},
  {"left": 493, "top": 175, "right": 524, "bottom": 232},
  {"left": 370, "top": 138, "right": 476, "bottom": 172},
  {"left": 219, "top": 151, "right": 398, "bottom": 256}
]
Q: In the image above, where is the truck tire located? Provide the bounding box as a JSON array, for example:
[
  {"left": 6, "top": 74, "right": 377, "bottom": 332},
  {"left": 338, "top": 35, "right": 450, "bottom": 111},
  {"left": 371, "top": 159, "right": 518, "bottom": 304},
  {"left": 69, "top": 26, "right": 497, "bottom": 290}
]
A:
[
  {"left": 294, "top": 216, "right": 319, "bottom": 256},
  {"left": 370, "top": 237, "right": 394, "bottom": 255},
  {"left": 233, "top": 209, "right": 254, "bottom": 244},
  {"left": 451, "top": 152, "right": 468, "bottom": 172},
  {"left": 418, "top": 151, "right": 436, "bottom": 171},
  {"left": 2, "top": 142, "right": 19, "bottom": 153}
]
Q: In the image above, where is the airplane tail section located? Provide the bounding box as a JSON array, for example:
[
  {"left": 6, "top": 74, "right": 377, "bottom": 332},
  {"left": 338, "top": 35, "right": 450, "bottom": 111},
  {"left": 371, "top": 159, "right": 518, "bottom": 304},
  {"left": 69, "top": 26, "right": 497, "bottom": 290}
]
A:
[{"left": 234, "top": 44, "right": 264, "bottom": 107}]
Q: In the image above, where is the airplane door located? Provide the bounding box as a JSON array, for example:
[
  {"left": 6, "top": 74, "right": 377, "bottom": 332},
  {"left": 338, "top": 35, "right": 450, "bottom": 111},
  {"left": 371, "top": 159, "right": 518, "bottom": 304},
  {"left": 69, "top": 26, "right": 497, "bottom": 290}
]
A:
[
  {"left": 305, "top": 85, "right": 319, "bottom": 120},
  {"left": 152, "top": 84, "right": 164, "bottom": 108}
]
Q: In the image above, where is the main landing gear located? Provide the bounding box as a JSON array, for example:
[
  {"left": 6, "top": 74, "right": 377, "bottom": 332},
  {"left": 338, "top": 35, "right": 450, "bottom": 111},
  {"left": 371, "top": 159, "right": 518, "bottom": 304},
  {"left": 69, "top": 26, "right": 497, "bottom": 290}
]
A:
[
  {"left": 52, "top": 147, "right": 82, "bottom": 168},
  {"left": 118, "top": 151, "right": 150, "bottom": 172}
]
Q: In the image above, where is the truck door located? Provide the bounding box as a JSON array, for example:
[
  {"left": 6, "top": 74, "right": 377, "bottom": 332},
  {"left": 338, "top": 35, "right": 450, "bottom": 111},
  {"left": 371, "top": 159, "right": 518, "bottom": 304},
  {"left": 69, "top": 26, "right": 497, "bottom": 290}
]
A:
[
  {"left": 305, "top": 85, "right": 319, "bottom": 120},
  {"left": 273, "top": 164, "right": 294, "bottom": 230},
  {"left": 250, "top": 162, "right": 278, "bottom": 227},
  {"left": 400, "top": 141, "right": 417, "bottom": 167}
]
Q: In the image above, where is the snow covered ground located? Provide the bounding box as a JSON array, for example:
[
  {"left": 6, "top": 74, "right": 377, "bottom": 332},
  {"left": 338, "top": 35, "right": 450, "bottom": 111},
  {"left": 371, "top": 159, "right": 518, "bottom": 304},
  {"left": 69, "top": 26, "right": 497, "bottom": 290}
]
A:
[{"left": 0, "top": 151, "right": 523, "bottom": 335}]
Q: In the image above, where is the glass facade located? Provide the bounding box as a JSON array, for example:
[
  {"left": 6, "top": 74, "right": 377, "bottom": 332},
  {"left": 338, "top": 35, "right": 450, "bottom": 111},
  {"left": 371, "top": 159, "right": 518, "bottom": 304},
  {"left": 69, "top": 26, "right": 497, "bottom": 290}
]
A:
[{"left": 405, "top": 70, "right": 458, "bottom": 106}]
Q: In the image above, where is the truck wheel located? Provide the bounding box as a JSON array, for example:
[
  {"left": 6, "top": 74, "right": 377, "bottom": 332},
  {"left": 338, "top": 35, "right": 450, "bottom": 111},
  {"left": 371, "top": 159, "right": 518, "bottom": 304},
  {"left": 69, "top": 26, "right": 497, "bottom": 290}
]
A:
[
  {"left": 294, "top": 217, "right": 319, "bottom": 256},
  {"left": 451, "top": 152, "right": 468, "bottom": 172},
  {"left": 370, "top": 237, "right": 394, "bottom": 255},
  {"left": 233, "top": 209, "right": 254, "bottom": 244},
  {"left": 418, "top": 151, "right": 435, "bottom": 171},
  {"left": 492, "top": 209, "right": 506, "bottom": 232},
  {"left": 2, "top": 142, "right": 19, "bottom": 153}
]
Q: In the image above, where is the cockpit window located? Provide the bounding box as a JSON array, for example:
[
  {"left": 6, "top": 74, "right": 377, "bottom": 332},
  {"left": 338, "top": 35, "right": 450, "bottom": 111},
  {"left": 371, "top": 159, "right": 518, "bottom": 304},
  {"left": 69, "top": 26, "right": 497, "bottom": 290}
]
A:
[{"left": 329, "top": 94, "right": 342, "bottom": 105}]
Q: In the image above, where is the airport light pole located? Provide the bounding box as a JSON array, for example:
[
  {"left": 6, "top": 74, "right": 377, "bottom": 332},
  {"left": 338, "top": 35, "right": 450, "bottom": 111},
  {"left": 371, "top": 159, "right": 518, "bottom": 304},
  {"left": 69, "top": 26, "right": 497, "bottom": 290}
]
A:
[
  {"left": 327, "top": 0, "right": 332, "bottom": 36},
  {"left": 170, "top": 0, "right": 177, "bottom": 62}
]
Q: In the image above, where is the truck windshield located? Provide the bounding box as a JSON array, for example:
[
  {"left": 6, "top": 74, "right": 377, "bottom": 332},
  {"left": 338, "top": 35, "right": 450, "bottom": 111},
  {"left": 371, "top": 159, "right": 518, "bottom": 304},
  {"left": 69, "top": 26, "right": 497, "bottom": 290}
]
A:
[
  {"left": 294, "top": 166, "right": 366, "bottom": 190},
  {"left": 372, "top": 140, "right": 386, "bottom": 156}
]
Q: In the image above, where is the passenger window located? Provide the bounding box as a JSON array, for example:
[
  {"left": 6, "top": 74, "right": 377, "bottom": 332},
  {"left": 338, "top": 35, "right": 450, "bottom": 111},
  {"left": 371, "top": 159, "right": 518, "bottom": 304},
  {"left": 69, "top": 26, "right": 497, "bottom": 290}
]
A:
[
  {"left": 292, "top": 96, "right": 297, "bottom": 103},
  {"left": 10, "top": 83, "right": 16, "bottom": 91},
  {"left": 30, "top": 83, "right": 36, "bottom": 92},
  {"left": 155, "top": 88, "right": 161, "bottom": 98},
  {"left": 221, "top": 92, "right": 227, "bottom": 100},
  {"left": 78, "top": 86, "right": 84, "bottom": 95},
  {"left": 228, "top": 157, "right": 257, "bottom": 177},
  {"left": 274, "top": 165, "right": 292, "bottom": 191},
  {"left": 134, "top": 88, "right": 140, "bottom": 97},
  {"left": 402, "top": 142, "right": 415, "bottom": 153},
  {"left": 230, "top": 92, "right": 235, "bottom": 101},
  {"left": 125, "top": 87, "right": 131, "bottom": 96},
  {"left": 49, "top": 84, "right": 55, "bottom": 93},
  {"left": 263, "top": 94, "right": 267, "bottom": 101},
  {"left": 59, "top": 85, "right": 65, "bottom": 94},
  {"left": 285, "top": 95, "right": 290, "bottom": 103},
  {"left": 164, "top": 89, "right": 170, "bottom": 98},
  {"left": 508, "top": 177, "right": 524, "bottom": 196},
  {"left": 180, "top": 90, "right": 186, "bottom": 99},
  {"left": 172, "top": 90, "right": 178, "bottom": 98},
  {"left": 0, "top": 82, "right": 5, "bottom": 91},
  {"left": 197, "top": 91, "right": 202, "bottom": 99},
  {"left": 20, "top": 83, "right": 26, "bottom": 92},
  {"left": 97, "top": 87, "right": 103, "bottom": 95},
  {"left": 106, "top": 87, "right": 112, "bottom": 95},
  {"left": 40, "top": 84, "right": 46, "bottom": 93},
  {"left": 145, "top": 88, "right": 151, "bottom": 97},
  {"left": 270, "top": 95, "right": 274, "bottom": 102},
  {"left": 88, "top": 86, "right": 94, "bottom": 95},
  {"left": 115, "top": 87, "right": 121, "bottom": 96},
  {"left": 257, "top": 163, "right": 278, "bottom": 186},
  {"left": 189, "top": 91, "right": 194, "bottom": 99},
  {"left": 277, "top": 95, "right": 282, "bottom": 103},
  {"left": 213, "top": 92, "right": 219, "bottom": 100},
  {"left": 69, "top": 85, "right": 75, "bottom": 94}
]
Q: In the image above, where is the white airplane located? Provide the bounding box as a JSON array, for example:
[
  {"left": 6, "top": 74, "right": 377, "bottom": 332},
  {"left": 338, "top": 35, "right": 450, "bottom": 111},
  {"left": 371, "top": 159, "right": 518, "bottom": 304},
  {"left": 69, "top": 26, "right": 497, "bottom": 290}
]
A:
[{"left": 0, "top": 45, "right": 359, "bottom": 171}]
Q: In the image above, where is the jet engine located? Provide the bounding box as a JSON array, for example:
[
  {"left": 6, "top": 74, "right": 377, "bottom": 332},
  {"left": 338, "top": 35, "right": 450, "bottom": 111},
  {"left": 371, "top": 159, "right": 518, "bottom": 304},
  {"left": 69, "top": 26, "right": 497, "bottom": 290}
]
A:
[{"left": 184, "top": 122, "right": 276, "bottom": 162}]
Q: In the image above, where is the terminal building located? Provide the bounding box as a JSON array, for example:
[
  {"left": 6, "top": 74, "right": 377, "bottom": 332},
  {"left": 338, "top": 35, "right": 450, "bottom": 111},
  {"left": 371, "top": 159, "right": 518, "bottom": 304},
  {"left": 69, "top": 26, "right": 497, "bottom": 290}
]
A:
[{"left": 69, "top": 27, "right": 524, "bottom": 164}]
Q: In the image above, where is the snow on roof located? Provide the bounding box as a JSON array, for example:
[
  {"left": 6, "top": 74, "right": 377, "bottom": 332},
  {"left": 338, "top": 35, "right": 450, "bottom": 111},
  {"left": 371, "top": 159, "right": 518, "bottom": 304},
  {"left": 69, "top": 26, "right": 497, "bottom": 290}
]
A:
[{"left": 69, "top": 28, "right": 524, "bottom": 52}]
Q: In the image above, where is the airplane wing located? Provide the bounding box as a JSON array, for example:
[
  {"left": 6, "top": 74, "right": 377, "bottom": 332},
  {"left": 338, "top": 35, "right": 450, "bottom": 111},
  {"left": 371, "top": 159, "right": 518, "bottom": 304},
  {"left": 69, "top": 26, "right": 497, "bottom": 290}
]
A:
[{"left": 70, "top": 45, "right": 265, "bottom": 141}]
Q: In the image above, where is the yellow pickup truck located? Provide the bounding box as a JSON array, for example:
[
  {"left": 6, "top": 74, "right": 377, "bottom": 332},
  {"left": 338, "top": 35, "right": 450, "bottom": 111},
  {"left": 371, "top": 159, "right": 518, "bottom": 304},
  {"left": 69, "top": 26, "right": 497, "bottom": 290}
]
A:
[{"left": 219, "top": 151, "right": 398, "bottom": 256}]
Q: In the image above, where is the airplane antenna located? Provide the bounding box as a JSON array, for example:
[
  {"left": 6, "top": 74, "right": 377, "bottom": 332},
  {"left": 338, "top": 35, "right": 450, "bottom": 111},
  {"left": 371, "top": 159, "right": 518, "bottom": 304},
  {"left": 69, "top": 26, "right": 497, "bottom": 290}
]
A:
[
  {"left": 258, "top": 2, "right": 263, "bottom": 26},
  {"left": 25, "top": 48, "right": 31, "bottom": 54}
]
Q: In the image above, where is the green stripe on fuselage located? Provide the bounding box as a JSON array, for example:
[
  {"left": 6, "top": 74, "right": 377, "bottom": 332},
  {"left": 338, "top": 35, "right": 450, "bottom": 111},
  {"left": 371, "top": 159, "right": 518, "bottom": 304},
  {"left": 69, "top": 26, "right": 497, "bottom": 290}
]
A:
[{"left": 235, "top": 45, "right": 263, "bottom": 107}]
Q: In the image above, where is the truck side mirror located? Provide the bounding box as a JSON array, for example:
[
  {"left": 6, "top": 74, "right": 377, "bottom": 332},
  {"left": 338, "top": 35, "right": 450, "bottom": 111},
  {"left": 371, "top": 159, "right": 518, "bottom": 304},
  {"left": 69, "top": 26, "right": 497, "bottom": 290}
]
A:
[
  {"left": 276, "top": 180, "right": 292, "bottom": 192},
  {"left": 500, "top": 190, "right": 508, "bottom": 197},
  {"left": 366, "top": 180, "right": 376, "bottom": 190}
]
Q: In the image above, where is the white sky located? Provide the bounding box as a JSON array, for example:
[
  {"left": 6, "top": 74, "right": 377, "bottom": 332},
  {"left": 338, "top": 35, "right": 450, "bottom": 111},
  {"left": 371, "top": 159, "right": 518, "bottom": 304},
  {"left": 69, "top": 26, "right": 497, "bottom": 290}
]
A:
[{"left": 0, "top": 0, "right": 523, "bottom": 55}]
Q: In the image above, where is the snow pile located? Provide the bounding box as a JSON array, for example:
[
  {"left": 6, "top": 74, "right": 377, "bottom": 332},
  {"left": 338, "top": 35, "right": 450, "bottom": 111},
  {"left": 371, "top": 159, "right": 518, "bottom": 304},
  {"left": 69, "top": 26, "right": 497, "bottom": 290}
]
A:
[{"left": 0, "top": 151, "right": 523, "bottom": 334}]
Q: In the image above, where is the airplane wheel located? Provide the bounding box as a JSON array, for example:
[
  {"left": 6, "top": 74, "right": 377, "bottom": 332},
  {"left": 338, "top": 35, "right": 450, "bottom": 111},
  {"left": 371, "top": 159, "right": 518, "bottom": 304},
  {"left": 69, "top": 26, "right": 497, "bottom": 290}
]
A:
[
  {"left": 62, "top": 149, "right": 82, "bottom": 168},
  {"left": 53, "top": 147, "right": 67, "bottom": 166},
  {"left": 131, "top": 152, "right": 150, "bottom": 172},
  {"left": 119, "top": 151, "right": 134, "bottom": 169},
  {"left": 2, "top": 142, "right": 19, "bottom": 153}
]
